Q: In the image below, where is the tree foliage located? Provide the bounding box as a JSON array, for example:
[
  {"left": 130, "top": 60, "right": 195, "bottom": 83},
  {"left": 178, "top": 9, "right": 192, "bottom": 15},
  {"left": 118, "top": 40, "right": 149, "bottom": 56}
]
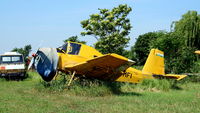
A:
[
  {"left": 131, "top": 31, "right": 166, "bottom": 65},
  {"left": 12, "top": 45, "right": 32, "bottom": 59},
  {"left": 170, "top": 11, "right": 200, "bottom": 73},
  {"left": 64, "top": 36, "right": 86, "bottom": 44},
  {"left": 173, "top": 11, "right": 200, "bottom": 49},
  {"left": 81, "top": 4, "right": 132, "bottom": 55},
  {"left": 149, "top": 32, "right": 198, "bottom": 74},
  {"left": 141, "top": 11, "right": 200, "bottom": 73}
]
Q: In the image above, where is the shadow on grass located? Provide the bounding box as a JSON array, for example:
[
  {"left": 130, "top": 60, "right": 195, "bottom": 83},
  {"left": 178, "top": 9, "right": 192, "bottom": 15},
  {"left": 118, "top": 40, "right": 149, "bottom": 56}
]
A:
[
  {"left": 118, "top": 92, "right": 142, "bottom": 96},
  {"left": 104, "top": 81, "right": 142, "bottom": 96},
  {"left": 170, "top": 81, "right": 183, "bottom": 90},
  {"left": 0, "top": 76, "right": 26, "bottom": 81},
  {"left": 171, "top": 84, "right": 183, "bottom": 90},
  {"left": 0, "top": 72, "right": 29, "bottom": 81}
]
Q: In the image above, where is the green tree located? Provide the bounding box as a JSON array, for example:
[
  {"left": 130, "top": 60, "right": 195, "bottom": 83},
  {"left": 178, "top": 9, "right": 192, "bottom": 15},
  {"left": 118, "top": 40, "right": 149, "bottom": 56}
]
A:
[
  {"left": 81, "top": 4, "right": 132, "bottom": 55},
  {"left": 150, "top": 32, "right": 183, "bottom": 73},
  {"left": 173, "top": 11, "right": 200, "bottom": 49},
  {"left": 64, "top": 36, "right": 86, "bottom": 44},
  {"left": 131, "top": 11, "right": 200, "bottom": 73},
  {"left": 171, "top": 11, "right": 200, "bottom": 73},
  {"left": 151, "top": 11, "right": 200, "bottom": 73},
  {"left": 12, "top": 45, "right": 32, "bottom": 59},
  {"left": 131, "top": 31, "right": 166, "bottom": 65}
]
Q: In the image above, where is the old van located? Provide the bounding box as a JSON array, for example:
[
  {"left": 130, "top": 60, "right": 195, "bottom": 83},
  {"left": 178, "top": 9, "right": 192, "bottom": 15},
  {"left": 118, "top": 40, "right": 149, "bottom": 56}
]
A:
[{"left": 0, "top": 52, "right": 26, "bottom": 79}]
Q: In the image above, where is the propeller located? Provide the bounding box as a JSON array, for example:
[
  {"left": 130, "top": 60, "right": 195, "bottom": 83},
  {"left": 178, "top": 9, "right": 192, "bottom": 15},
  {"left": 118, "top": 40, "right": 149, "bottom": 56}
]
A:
[
  {"left": 28, "top": 53, "right": 36, "bottom": 70},
  {"left": 28, "top": 40, "right": 44, "bottom": 70}
]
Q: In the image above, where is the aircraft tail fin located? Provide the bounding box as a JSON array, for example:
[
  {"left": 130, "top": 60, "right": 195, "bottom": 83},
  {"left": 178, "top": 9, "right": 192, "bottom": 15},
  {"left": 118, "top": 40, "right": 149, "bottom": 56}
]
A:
[{"left": 142, "top": 49, "right": 165, "bottom": 75}]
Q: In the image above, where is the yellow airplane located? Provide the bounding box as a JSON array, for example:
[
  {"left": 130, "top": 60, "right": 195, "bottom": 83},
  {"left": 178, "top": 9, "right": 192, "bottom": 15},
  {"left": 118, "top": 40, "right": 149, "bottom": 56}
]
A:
[{"left": 28, "top": 41, "right": 187, "bottom": 85}]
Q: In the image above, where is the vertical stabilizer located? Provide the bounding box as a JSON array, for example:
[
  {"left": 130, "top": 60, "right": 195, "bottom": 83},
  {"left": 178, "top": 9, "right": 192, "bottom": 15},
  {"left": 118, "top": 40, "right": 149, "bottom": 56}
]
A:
[{"left": 142, "top": 49, "right": 165, "bottom": 75}]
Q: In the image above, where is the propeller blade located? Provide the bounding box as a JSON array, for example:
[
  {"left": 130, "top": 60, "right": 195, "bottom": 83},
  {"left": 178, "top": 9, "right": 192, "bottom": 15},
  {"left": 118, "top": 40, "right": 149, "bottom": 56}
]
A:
[{"left": 28, "top": 57, "right": 34, "bottom": 70}]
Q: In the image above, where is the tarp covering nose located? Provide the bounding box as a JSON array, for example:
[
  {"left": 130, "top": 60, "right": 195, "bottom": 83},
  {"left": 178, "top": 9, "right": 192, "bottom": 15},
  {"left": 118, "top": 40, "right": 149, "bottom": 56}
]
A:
[{"left": 34, "top": 48, "right": 58, "bottom": 82}]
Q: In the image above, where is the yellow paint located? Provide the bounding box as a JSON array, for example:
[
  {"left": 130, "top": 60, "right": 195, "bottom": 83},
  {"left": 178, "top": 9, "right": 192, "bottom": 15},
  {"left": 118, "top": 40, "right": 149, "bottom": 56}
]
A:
[
  {"left": 115, "top": 67, "right": 144, "bottom": 83},
  {"left": 195, "top": 50, "right": 200, "bottom": 54},
  {"left": 164, "top": 74, "right": 187, "bottom": 81},
  {"left": 57, "top": 41, "right": 187, "bottom": 84},
  {"left": 142, "top": 49, "right": 165, "bottom": 75}
]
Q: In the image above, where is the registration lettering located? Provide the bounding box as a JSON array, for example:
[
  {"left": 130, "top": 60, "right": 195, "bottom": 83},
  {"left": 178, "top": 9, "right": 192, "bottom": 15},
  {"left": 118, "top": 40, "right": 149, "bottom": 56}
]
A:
[{"left": 122, "top": 72, "right": 132, "bottom": 78}]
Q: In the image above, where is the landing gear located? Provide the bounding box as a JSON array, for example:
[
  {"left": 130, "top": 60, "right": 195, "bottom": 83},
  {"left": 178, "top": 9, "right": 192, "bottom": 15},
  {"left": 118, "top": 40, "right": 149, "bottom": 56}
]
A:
[{"left": 67, "top": 71, "right": 76, "bottom": 86}]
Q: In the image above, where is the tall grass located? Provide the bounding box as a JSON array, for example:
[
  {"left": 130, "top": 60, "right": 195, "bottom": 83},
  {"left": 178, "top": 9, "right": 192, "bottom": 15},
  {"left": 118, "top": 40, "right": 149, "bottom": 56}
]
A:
[
  {"left": 1, "top": 71, "right": 200, "bottom": 113},
  {"left": 33, "top": 71, "right": 183, "bottom": 98},
  {"left": 34, "top": 76, "right": 123, "bottom": 96}
]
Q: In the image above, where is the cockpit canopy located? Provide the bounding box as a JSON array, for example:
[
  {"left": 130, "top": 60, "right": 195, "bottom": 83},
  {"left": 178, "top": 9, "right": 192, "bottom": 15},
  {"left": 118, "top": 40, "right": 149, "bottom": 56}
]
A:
[{"left": 57, "top": 42, "right": 81, "bottom": 55}]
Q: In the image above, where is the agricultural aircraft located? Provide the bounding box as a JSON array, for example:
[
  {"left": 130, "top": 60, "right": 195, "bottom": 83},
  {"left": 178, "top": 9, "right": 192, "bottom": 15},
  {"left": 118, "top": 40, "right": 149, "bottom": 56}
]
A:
[{"left": 28, "top": 41, "right": 187, "bottom": 86}]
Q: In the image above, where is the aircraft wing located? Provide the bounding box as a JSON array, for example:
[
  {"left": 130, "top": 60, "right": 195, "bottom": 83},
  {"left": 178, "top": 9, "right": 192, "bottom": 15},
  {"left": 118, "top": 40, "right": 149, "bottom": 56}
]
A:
[{"left": 65, "top": 53, "right": 135, "bottom": 79}]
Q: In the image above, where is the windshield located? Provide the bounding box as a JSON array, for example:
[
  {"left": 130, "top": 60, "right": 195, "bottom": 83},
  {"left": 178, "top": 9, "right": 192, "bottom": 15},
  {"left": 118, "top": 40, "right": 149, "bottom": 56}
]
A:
[
  {"left": 68, "top": 43, "right": 81, "bottom": 55},
  {"left": 0, "top": 55, "right": 23, "bottom": 64},
  {"left": 57, "top": 43, "right": 68, "bottom": 53},
  {"left": 57, "top": 42, "right": 81, "bottom": 55}
]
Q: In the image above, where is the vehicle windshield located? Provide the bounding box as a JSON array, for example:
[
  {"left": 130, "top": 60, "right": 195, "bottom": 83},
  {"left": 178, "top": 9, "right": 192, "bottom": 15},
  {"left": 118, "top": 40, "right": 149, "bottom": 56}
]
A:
[{"left": 0, "top": 55, "right": 23, "bottom": 64}]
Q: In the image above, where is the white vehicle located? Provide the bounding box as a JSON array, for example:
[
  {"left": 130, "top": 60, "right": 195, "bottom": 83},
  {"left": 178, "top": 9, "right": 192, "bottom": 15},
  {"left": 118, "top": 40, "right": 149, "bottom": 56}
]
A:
[{"left": 0, "top": 52, "right": 26, "bottom": 79}]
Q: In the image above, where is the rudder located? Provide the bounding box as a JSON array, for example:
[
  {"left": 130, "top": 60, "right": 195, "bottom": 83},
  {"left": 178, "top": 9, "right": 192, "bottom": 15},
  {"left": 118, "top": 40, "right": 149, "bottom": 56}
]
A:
[{"left": 142, "top": 49, "right": 165, "bottom": 75}]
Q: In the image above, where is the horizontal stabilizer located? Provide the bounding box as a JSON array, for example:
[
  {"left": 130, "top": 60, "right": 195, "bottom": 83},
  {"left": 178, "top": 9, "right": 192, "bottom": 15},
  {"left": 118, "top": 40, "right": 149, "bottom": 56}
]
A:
[{"left": 164, "top": 74, "right": 187, "bottom": 80}]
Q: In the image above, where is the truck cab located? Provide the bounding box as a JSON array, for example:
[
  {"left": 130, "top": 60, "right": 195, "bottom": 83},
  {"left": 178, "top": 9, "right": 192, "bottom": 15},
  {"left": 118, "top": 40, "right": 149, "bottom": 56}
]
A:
[{"left": 0, "top": 52, "right": 26, "bottom": 79}]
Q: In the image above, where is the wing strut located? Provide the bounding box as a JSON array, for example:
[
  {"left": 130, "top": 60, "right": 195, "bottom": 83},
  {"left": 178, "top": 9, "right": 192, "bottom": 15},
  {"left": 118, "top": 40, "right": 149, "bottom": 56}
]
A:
[{"left": 67, "top": 71, "right": 76, "bottom": 86}]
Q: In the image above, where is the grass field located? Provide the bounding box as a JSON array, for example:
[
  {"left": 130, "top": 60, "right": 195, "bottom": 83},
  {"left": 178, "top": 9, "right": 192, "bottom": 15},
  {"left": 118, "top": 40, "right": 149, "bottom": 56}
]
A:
[{"left": 0, "top": 72, "right": 200, "bottom": 113}]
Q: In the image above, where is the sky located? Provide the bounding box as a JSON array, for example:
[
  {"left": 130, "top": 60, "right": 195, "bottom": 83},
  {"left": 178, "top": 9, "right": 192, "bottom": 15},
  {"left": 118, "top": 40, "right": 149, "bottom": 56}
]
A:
[{"left": 0, "top": 0, "right": 200, "bottom": 54}]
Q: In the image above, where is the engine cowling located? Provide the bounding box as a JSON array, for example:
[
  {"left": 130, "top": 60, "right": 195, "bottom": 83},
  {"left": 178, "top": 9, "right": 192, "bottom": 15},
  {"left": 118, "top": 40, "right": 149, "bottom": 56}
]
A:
[{"left": 34, "top": 48, "right": 58, "bottom": 82}]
